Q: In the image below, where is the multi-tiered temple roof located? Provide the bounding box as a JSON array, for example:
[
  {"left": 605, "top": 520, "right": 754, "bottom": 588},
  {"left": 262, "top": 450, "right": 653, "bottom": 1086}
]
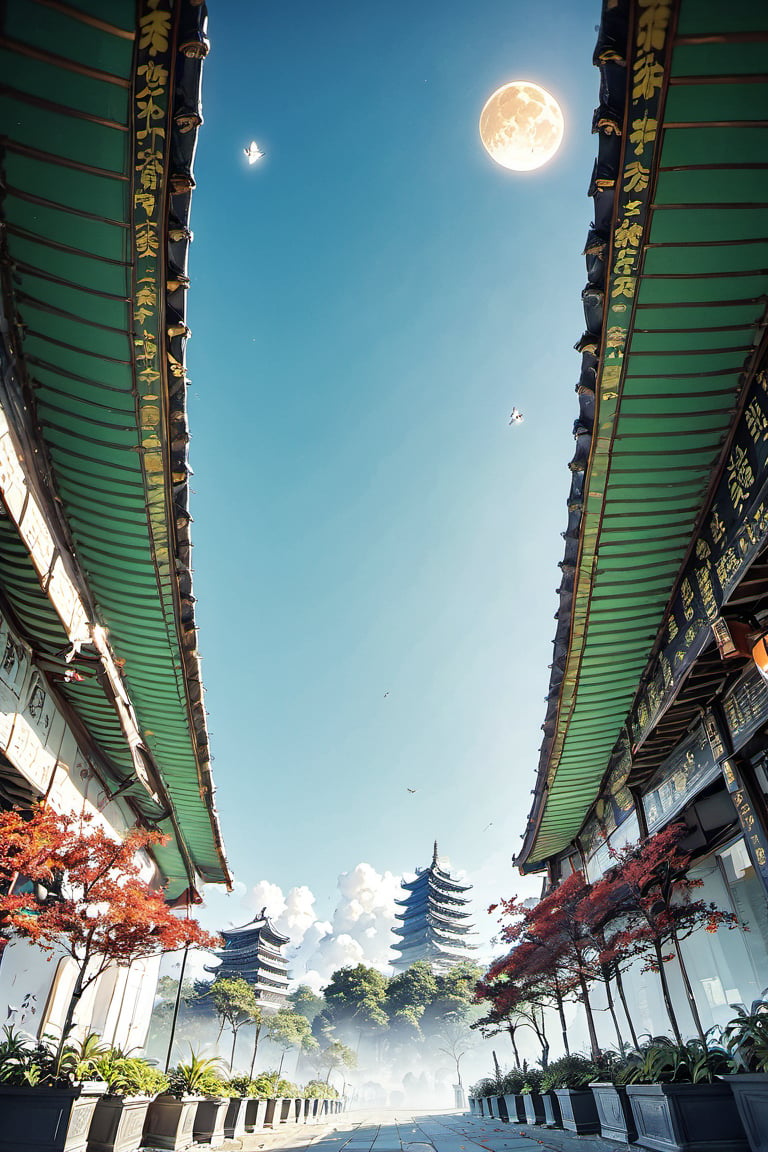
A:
[
  {"left": 392, "top": 843, "right": 476, "bottom": 973},
  {"left": 207, "top": 909, "right": 290, "bottom": 1009}
]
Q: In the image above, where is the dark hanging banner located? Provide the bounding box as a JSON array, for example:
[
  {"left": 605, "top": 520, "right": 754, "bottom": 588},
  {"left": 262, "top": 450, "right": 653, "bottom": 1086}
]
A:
[
  {"left": 628, "top": 366, "right": 768, "bottom": 754},
  {"left": 703, "top": 709, "right": 768, "bottom": 896}
]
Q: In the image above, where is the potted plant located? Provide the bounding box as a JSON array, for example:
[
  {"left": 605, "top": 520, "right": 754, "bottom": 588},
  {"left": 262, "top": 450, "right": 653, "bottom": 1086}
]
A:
[
  {"left": 721, "top": 993, "right": 768, "bottom": 1152},
  {"left": 144, "top": 1052, "right": 225, "bottom": 1151},
  {"left": 0, "top": 1027, "right": 107, "bottom": 1152},
  {"left": 88, "top": 1052, "right": 168, "bottom": 1152},
  {"left": 537, "top": 1063, "right": 563, "bottom": 1128},
  {"left": 624, "top": 1038, "right": 748, "bottom": 1152},
  {"left": 501, "top": 1068, "right": 526, "bottom": 1123},
  {"left": 589, "top": 1051, "right": 638, "bottom": 1144},
  {"left": 541, "top": 1054, "right": 599, "bottom": 1134},
  {"left": 221, "top": 1075, "right": 251, "bottom": 1141},
  {"left": 520, "top": 1067, "right": 545, "bottom": 1125}
]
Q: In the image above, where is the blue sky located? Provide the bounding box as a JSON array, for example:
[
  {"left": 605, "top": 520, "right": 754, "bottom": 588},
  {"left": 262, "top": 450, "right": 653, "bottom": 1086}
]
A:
[{"left": 186, "top": 0, "right": 600, "bottom": 943}]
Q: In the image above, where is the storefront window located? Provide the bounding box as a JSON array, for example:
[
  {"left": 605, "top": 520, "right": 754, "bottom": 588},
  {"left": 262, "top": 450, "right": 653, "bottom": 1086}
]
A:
[{"left": 678, "top": 839, "right": 768, "bottom": 1025}]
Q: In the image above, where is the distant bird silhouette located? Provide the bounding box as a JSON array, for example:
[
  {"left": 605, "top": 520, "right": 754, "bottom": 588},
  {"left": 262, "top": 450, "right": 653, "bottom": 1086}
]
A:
[
  {"left": 509, "top": 407, "right": 524, "bottom": 425},
  {"left": 407, "top": 788, "right": 417, "bottom": 794},
  {"left": 384, "top": 691, "right": 390, "bottom": 698},
  {"left": 483, "top": 821, "right": 493, "bottom": 832},
  {"left": 244, "top": 141, "right": 265, "bottom": 164}
]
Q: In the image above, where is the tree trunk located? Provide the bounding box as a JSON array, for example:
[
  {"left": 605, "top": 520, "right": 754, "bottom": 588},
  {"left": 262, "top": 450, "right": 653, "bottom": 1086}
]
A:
[
  {"left": 507, "top": 1023, "right": 521, "bottom": 1069},
  {"left": 578, "top": 973, "right": 600, "bottom": 1060},
  {"left": 249, "top": 1023, "right": 262, "bottom": 1080},
  {"left": 554, "top": 988, "right": 570, "bottom": 1056},
  {"left": 230, "top": 1027, "right": 238, "bottom": 1071},
  {"left": 56, "top": 964, "right": 86, "bottom": 1066},
  {"left": 614, "top": 967, "right": 640, "bottom": 1049},
  {"left": 653, "top": 940, "right": 683, "bottom": 1045},
  {"left": 532, "top": 1008, "right": 549, "bottom": 1068},
  {"left": 672, "top": 931, "right": 707, "bottom": 1048},
  {"left": 604, "top": 974, "right": 625, "bottom": 1051}
]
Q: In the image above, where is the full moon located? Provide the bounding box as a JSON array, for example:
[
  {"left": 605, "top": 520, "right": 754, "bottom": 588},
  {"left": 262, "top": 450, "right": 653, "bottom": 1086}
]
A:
[{"left": 479, "top": 81, "right": 564, "bottom": 172}]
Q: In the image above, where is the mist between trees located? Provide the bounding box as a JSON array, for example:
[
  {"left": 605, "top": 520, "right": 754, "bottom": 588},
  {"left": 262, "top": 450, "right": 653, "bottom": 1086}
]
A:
[{"left": 146, "top": 959, "right": 499, "bottom": 1107}]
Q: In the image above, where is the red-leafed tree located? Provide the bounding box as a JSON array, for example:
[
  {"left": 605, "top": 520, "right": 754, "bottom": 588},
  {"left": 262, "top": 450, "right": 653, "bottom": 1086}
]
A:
[
  {"left": 2, "top": 807, "right": 220, "bottom": 1060},
  {"left": 489, "top": 872, "right": 602, "bottom": 1059},
  {"left": 474, "top": 969, "right": 552, "bottom": 1068},
  {"left": 0, "top": 806, "right": 75, "bottom": 945},
  {"left": 585, "top": 824, "right": 740, "bottom": 1047}
]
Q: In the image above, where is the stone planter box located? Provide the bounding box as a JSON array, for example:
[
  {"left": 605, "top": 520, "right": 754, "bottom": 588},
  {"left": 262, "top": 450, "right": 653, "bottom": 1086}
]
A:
[
  {"left": 290, "top": 1098, "right": 302, "bottom": 1123},
  {"left": 0, "top": 1082, "right": 105, "bottom": 1152},
  {"left": 279, "top": 1098, "right": 292, "bottom": 1123},
  {"left": 590, "top": 1082, "right": 638, "bottom": 1143},
  {"left": 468, "top": 1096, "right": 476, "bottom": 1114},
  {"left": 522, "top": 1092, "right": 545, "bottom": 1125},
  {"left": 503, "top": 1093, "right": 525, "bottom": 1123},
  {"left": 485, "top": 1096, "right": 496, "bottom": 1118},
  {"left": 726, "top": 1075, "right": 768, "bottom": 1152},
  {"left": 87, "top": 1095, "right": 152, "bottom": 1152},
  {"left": 627, "top": 1082, "right": 748, "bottom": 1152},
  {"left": 495, "top": 1095, "right": 508, "bottom": 1121},
  {"left": 193, "top": 1097, "right": 228, "bottom": 1147},
  {"left": 542, "top": 1092, "right": 562, "bottom": 1128},
  {"left": 264, "top": 1098, "right": 283, "bottom": 1127},
  {"left": 142, "top": 1095, "right": 198, "bottom": 1152},
  {"left": 244, "top": 1097, "right": 267, "bottom": 1132},
  {"left": 554, "top": 1087, "right": 600, "bottom": 1135},
  {"left": 223, "top": 1097, "right": 248, "bottom": 1140}
]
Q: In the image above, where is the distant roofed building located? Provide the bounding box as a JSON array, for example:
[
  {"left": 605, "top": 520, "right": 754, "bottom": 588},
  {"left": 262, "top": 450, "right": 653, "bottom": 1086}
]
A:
[
  {"left": 206, "top": 908, "right": 290, "bottom": 1009},
  {"left": 391, "top": 842, "right": 477, "bottom": 973}
]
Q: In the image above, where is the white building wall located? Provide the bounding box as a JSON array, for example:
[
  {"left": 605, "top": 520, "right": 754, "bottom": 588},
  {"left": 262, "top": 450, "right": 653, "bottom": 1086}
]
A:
[{"left": 0, "top": 608, "right": 164, "bottom": 1052}]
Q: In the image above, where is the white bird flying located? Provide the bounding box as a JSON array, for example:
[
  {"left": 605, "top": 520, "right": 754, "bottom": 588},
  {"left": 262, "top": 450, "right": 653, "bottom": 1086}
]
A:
[
  {"left": 244, "top": 141, "right": 265, "bottom": 165},
  {"left": 509, "top": 407, "right": 524, "bottom": 425},
  {"left": 407, "top": 788, "right": 417, "bottom": 794}
]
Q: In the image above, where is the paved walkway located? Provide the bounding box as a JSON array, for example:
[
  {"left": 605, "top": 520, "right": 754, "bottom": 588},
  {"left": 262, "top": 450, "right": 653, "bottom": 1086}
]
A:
[{"left": 222, "top": 1109, "right": 632, "bottom": 1152}]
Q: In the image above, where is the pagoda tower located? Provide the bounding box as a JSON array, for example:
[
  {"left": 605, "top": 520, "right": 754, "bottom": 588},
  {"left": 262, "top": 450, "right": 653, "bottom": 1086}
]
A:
[
  {"left": 391, "top": 842, "right": 477, "bottom": 973},
  {"left": 206, "top": 908, "right": 290, "bottom": 1009}
]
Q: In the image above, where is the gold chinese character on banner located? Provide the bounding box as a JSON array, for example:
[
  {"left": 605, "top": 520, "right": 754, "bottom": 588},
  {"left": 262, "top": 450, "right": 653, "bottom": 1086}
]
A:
[
  {"left": 629, "top": 113, "right": 658, "bottom": 156},
  {"left": 633, "top": 54, "right": 665, "bottom": 101},
  {"left": 624, "top": 161, "right": 650, "bottom": 192},
  {"left": 615, "top": 219, "right": 643, "bottom": 249},
  {"left": 727, "top": 444, "right": 755, "bottom": 513}
]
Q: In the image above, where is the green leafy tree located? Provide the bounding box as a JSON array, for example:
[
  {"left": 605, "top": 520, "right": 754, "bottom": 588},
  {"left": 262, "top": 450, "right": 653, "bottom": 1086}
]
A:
[
  {"left": 424, "top": 961, "right": 484, "bottom": 1028},
  {"left": 266, "top": 1008, "right": 318, "bottom": 1081},
  {"left": 288, "top": 984, "right": 325, "bottom": 1023},
  {"left": 208, "top": 977, "right": 261, "bottom": 1071},
  {"left": 323, "top": 964, "right": 389, "bottom": 1035},
  {"left": 386, "top": 960, "right": 438, "bottom": 1016},
  {"left": 314, "top": 1038, "right": 357, "bottom": 1086}
]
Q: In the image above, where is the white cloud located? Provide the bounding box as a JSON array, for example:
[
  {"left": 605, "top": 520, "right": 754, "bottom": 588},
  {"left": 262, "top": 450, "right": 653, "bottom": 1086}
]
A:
[{"left": 199, "top": 862, "right": 402, "bottom": 989}]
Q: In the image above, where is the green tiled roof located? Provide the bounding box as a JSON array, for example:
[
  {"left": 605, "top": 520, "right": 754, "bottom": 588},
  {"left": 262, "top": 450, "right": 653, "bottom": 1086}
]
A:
[
  {"left": 519, "top": 0, "right": 768, "bottom": 870},
  {"left": 0, "top": 0, "right": 229, "bottom": 895}
]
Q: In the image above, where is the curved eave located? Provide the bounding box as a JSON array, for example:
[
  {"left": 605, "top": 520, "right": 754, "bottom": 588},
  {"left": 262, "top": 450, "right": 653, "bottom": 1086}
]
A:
[
  {"left": 0, "top": 0, "right": 229, "bottom": 893},
  {"left": 518, "top": 0, "right": 768, "bottom": 871}
]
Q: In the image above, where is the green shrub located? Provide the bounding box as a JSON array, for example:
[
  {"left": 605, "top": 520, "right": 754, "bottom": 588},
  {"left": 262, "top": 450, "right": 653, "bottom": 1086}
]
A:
[
  {"left": 520, "top": 1068, "right": 543, "bottom": 1094},
  {"left": 540, "top": 1054, "right": 598, "bottom": 1092},
  {"left": 722, "top": 993, "right": 768, "bottom": 1073},
  {"left": 303, "top": 1079, "right": 339, "bottom": 1099},
  {"left": 168, "top": 1051, "right": 227, "bottom": 1098},
  {"left": 501, "top": 1069, "right": 524, "bottom": 1094},
  {"left": 469, "top": 1076, "right": 499, "bottom": 1098},
  {"left": 94, "top": 1054, "right": 168, "bottom": 1098},
  {"left": 0, "top": 1027, "right": 110, "bottom": 1088},
  {"left": 620, "top": 1038, "right": 733, "bottom": 1086},
  {"left": 225, "top": 1074, "right": 254, "bottom": 1098}
]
